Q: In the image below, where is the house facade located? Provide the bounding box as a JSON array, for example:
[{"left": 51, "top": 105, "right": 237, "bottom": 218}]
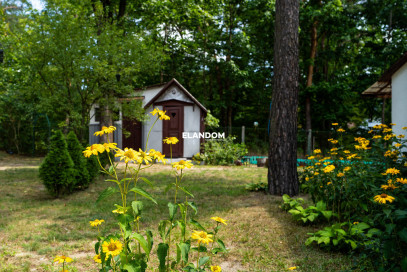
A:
[
  {"left": 362, "top": 52, "right": 407, "bottom": 138},
  {"left": 89, "top": 79, "right": 207, "bottom": 158}
]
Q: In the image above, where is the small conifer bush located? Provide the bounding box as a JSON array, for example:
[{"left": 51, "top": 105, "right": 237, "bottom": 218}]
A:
[
  {"left": 39, "top": 130, "right": 75, "bottom": 197},
  {"left": 66, "top": 131, "right": 90, "bottom": 189}
]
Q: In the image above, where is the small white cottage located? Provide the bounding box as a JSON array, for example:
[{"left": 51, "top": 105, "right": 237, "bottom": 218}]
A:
[
  {"left": 362, "top": 52, "right": 407, "bottom": 137},
  {"left": 89, "top": 79, "right": 207, "bottom": 158}
]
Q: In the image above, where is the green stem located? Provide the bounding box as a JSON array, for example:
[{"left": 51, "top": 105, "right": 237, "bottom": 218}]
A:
[
  {"left": 196, "top": 242, "right": 201, "bottom": 269},
  {"left": 145, "top": 117, "right": 159, "bottom": 150}
]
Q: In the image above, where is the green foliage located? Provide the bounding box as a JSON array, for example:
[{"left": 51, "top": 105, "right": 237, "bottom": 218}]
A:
[
  {"left": 306, "top": 222, "right": 380, "bottom": 251},
  {"left": 280, "top": 194, "right": 304, "bottom": 211},
  {"left": 66, "top": 131, "right": 90, "bottom": 189},
  {"left": 299, "top": 125, "right": 407, "bottom": 269},
  {"left": 286, "top": 198, "right": 336, "bottom": 224},
  {"left": 86, "top": 155, "right": 100, "bottom": 181},
  {"left": 204, "top": 110, "right": 219, "bottom": 129},
  {"left": 245, "top": 180, "right": 267, "bottom": 192},
  {"left": 39, "top": 130, "right": 75, "bottom": 197},
  {"left": 203, "top": 136, "right": 248, "bottom": 165}
]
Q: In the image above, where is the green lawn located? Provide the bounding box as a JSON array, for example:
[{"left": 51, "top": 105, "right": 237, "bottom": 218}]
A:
[{"left": 0, "top": 155, "right": 352, "bottom": 272}]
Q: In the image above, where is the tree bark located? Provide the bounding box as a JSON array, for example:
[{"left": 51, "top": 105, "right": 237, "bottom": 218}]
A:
[{"left": 268, "top": 0, "right": 299, "bottom": 196}]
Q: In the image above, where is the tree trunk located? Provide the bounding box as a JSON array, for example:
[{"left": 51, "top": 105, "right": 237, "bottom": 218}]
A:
[
  {"left": 268, "top": 0, "right": 299, "bottom": 196},
  {"left": 101, "top": 104, "right": 113, "bottom": 143},
  {"left": 305, "top": 20, "right": 318, "bottom": 132}
]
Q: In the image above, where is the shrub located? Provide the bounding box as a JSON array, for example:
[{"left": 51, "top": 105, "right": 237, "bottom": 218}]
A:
[
  {"left": 298, "top": 123, "right": 407, "bottom": 270},
  {"left": 86, "top": 154, "right": 100, "bottom": 181},
  {"left": 203, "top": 136, "right": 247, "bottom": 165},
  {"left": 66, "top": 131, "right": 90, "bottom": 189},
  {"left": 39, "top": 130, "right": 75, "bottom": 197}
]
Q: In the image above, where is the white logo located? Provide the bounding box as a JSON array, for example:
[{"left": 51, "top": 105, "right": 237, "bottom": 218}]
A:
[{"left": 182, "top": 132, "right": 225, "bottom": 139}]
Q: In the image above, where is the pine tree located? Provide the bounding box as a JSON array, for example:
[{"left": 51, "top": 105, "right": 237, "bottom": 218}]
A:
[
  {"left": 66, "top": 131, "right": 91, "bottom": 189},
  {"left": 39, "top": 130, "right": 75, "bottom": 197}
]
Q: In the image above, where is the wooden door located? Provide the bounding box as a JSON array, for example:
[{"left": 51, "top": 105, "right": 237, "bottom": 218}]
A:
[
  {"left": 122, "top": 118, "right": 142, "bottom": 151},
  {"left": 163, "top": 106, "right": 184, "bottom": 157}
]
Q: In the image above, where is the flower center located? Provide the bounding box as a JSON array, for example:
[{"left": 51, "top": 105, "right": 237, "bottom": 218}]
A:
[
  {"left": 108, "top": 243, "right": 117, "bottom": 251},
  {"left": 380, "top": 194, "right": 387, "bottom": 198}
]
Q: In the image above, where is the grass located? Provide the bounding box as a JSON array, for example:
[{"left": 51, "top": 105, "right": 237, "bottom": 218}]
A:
[{"left": 0, "top": 153, "right": 353, "bottom": 272}]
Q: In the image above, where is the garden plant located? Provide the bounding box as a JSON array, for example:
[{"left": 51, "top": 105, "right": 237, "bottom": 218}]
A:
[
  {"left": 53, "top": 108, "right": 228, "bottom": 272},
  {"left": 292, "top": 123, "right": 407, "bottom": 271}
]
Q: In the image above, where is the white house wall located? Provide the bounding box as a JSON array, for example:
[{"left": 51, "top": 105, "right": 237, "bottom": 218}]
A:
[
  {"left": 183, "top": 106, "right": 201, "bottom": 157},
  {"left": 391, "top": 62, "right": 407, "bottom": 142},
  {"left": 143, "top": 105, "right": 163, "bottom": 152},
  {"left": 142, "top": 86, "right": 163, "bottom": 107}
]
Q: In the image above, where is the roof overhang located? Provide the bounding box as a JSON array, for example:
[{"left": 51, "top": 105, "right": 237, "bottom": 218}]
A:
[{"left": 361, "top": 81, "right": 392, "bottom": 98}]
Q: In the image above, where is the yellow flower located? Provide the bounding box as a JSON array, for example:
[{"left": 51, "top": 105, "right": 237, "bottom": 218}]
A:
[
  {"left": 332, "top": 123, "right": 338, "bottom": 126},
  {"left": 382, "top": 168, "right": 400, "bottom": 175},
  {"left": 149, "top": 149, "right": 168, "bottom": 164},
  {"left": 211, "top": 266, "right": 222, "bottom": 272},
  {"left": 381, "top": 183, "right": 398, "bottom": 190},
  {"left": 83, "top": 144, "right": 105, "bottom": 157},
  {"left": 372, "top": 135, "right": 381, "bottom": 139},
  {"left": 93, "top": 254, "right": 102, "bottom": 263},
  {"left": 289, "top": 267, "right": 297, "bottom": 270},
  {"left": 353, "top": 222, "right": 359, "bottom": 225},
  {"left": 315, "top": 162, "right": 321, "bottom": 166},
  {"left": 211, "top": 216, "right": 227, "bottom": 225},
  {"left": 94, "top": 126, "right": 116, "bottom": 136},
  {"left": 384, "top": 134, "right": 396, "bottom": 140},
  {"left": 395, "top": 143, "right": 402, "bottom": 148},
  {"left": 337, "top": 172, "right": 344, "bottom": 177},
  {"left": 172, "top": 160, "right": 193, "bottom": 170},
  {"left": 343, "top": 166, "right": 351, "bottom": 172},
  {"left": 307, "top": 156, "right": 315, "bottom": 160},
  {"left": 115, "top": 148, "right": 140, "bottom": 163},
  {"left": 89, "top": 219, "right": 105, "bottom": 227},
  {"left": 330, "top": 148, "right": 338, "bottom": 152},
  {"left": 383, "top": 128, "right": 392, "bottom": 133},
  {"left": 313, "top": 149, "right": 321, "bottom": 154},
  {"left": 163, "top": 137, "right": 179, "bottom": 144},
  {"left": 390, "top": 123, "right": 396, "bottom": 126},
  {"left": 54, "top": 255, "right": 73, "bottom": 263},
  {"left": 327, "top": 182, "right": 332, "bottom": 185},
  {"left": 402, "top": 127, "right": 407, "bottom": 130},
  {"left": 103, "top": 142, "right": 117, "bottom": 152},
  {"left": 373, "top": 194, "right": 395, "bottom": 204},
  {"left": 323, "top": 165, "right": 335, "bottom": 173},
  {"left": 330, "top": 140, "right": 338, "bottom": 144},
  {"left": 314, "top": 172, "right": 319, "bottom": 176},
  {"left": 191, "top": 230, "right": 213, "bottom": 245},
  {"left": 102, "top": 239, "right": 123, "bottom": 257},
  {"left": 151, "top": 108, "right": 171, "bottom": 120},
  {"left": 343, "top": 150, "right": 351, "bottom": 154},
  {"left": 396, "top": 178, "right": 407, "bottom": 184},
  {"left": 137, "top": 149, "right": 153, "bottom": 164},
  {"left": 337, "top": 128, "right": 345, "bottom": 133},
  {"left": 305, "top": 177, "right": 310, "bottom": 181},
  {"left": 398, "top": 134, "right": 405, "bottom": 138}
]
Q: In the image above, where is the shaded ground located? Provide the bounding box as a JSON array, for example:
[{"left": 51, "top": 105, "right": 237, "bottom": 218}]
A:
[{"left": 0, "top": 153, "right": 352, "bottom": 272}]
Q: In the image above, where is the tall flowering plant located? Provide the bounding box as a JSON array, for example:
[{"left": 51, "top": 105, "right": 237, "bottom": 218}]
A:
[{"left": 76, "top": 109, "right": 228, "bottom": 272}]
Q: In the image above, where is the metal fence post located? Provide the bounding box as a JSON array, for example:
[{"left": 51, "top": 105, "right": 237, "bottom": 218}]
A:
[{"left": 242, "top": 126, "right": 245, "bottom": 144}]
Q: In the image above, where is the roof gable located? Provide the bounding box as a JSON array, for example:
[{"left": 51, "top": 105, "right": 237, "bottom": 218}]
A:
[
  {"left": 143, "top": 78, "right": 207, "bottom": 112},
  {"left": 379, "top": 52, "right": 407, "bottom": 83}
]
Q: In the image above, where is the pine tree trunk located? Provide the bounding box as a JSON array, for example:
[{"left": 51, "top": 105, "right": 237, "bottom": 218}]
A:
[{"left": 268, "top": 0, "right": 299, "bottom": 196}]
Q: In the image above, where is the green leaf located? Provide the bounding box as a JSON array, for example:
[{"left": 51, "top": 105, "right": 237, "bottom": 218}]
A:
[
  {"left": 216, "top": 239, "right": 227, "bottom": 252},
  {"left": 177, "top": 220, "right": 186, "bottom": 239},
  {"left": 146, "top": 230, "right": 154, "bottom": 253},
  {"left": 130, "top": 233, "right": 150, "bottom": 255},
  {"left": 132, "top": 201, "right": 143, "bottom": 217},
  {"left": 179, "top": 242, "right": 190, "bottom": 263},
  {"left": 395, "top": 209, "right": 407, "bottom": 220},
  {"left": 178, "top": 186, "right": 194, "bottom": 198},
  {"left": 108, "top": 165, "right": 114, "bottom": 174},
  {"left": 187, "top": 201, "right": 198, "bottom": 214},
  {"left": 96, "top": 187, "right": 118, "bottom": 203},
  {"left": 168, "top": 202, "right": 178, "bottom": 221},
  {"left": 401, "top": 257, "right": 407, "bottom": 272},
  {"left": 198, "top": 256, "right": 210, "bottom": 267},
  {"left": 140, "top": 177, "right": 154, "bottom": 187},
  {"left": 157, "top": 243, "right": 169, "bottom": 272},
  {"left": 189, "top": 218, "right": 206, "bottom": 231},
  {"left": 123, "top": 264, "right": 136, "bottom": 272},
  {"left": 130, "top": 187, "right": 157, "bottom": 204},
  {"left": 321, "top": 211, "right": 333, "bottom": 220},
  {"left": 398, "top": 228, "right": 407, "bottom": 243},
  {"left": 158, "top": 220, "right": 169, "bottom": 242}
]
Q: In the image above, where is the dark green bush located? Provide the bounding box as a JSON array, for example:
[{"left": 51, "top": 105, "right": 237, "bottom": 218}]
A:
[
  {"left": 39, "top": 130, "right": 75, "bottom": 197},
  {"left": 203, "top": 136, "right": 247, "bottom": 165},
  {"left": 66, "top": 131, "right": 91, "bottom": 189},
  {"left": 86, "top": 154, "right": 100, "bottom": 181}
]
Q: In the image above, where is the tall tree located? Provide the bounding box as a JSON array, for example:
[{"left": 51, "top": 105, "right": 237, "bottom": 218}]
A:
[{"left": 268, "top": 0, "right": 299, "bottom": 196}]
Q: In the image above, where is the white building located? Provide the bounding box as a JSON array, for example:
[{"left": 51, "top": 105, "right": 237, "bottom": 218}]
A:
[
  {"left": 362, "top": 52, "right": 407, "bottom": 137},
  {"left": 89, "top": 79, "right": 207, "bottom": 158}
]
